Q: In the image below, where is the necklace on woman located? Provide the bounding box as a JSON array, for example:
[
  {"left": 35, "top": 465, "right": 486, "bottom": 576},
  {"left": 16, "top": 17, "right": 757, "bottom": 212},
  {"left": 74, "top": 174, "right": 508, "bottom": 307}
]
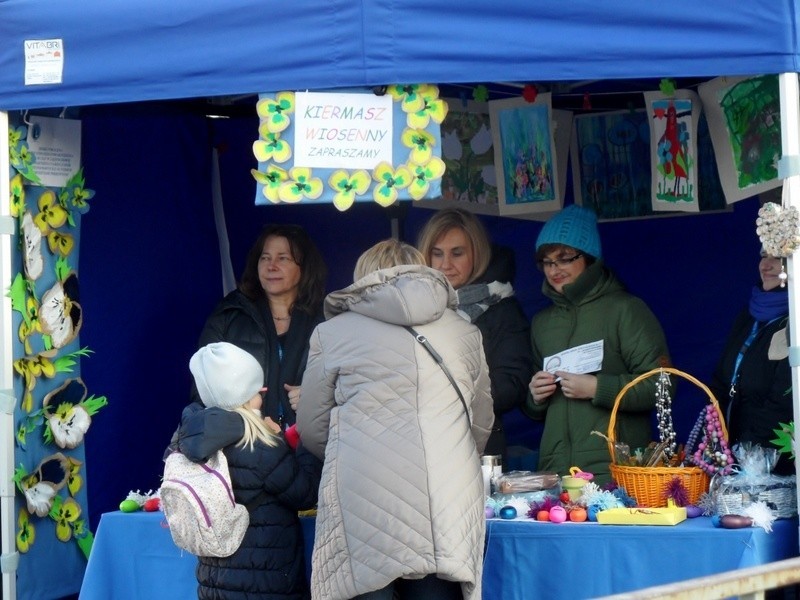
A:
[{"left": 272, "top": 315, "right": 291, "bottom": 321}]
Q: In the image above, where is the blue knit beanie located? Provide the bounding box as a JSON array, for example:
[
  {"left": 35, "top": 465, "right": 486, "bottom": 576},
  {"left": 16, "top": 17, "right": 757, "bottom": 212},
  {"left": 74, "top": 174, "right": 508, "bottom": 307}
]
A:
[{"left": 536, "top": 205, "right": 602, "bottom": 259}]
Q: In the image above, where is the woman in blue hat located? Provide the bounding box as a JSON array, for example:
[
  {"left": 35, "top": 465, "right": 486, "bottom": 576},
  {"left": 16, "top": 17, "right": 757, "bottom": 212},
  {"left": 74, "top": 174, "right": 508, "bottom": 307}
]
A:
[{"left": 521, "top": 204, "right": 671, "bottom": 485}]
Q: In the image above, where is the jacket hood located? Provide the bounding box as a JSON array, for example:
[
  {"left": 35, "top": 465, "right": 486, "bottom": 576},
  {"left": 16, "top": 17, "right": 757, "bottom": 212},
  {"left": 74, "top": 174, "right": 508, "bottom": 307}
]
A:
[{"left": 324, "top": 264, "right": 456, "bottom": 326}]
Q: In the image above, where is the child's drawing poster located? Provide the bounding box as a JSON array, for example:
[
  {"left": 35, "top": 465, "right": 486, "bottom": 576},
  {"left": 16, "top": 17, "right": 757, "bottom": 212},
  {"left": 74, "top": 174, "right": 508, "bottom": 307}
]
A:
[
  {"left": 571, "top": 109, "right": 651, "bottom": 220},
  {"left": 418, "top": 99, "right": 499, "bottom": 215},
  {"left": 489, "top": 94, "right": 561, "bottom": 216},
  {"left": 644, "top": 89, "right": 700, "bottom": 213},
  {"left": 699, "top": 75, "right": 782, "bottom": 204}
]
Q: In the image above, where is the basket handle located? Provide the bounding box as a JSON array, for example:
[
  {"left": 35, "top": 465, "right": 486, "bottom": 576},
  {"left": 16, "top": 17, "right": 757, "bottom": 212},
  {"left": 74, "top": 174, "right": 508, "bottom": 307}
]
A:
[{"left": 605, "top": 367, "right": 728, "bottom": 462}]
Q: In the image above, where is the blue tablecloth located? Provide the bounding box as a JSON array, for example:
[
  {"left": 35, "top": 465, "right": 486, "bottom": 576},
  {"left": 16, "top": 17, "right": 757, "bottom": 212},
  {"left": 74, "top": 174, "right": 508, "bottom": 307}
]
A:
[
  {"left": 79, "top": 510, "right": 315, "bottom": 600},
  {"left": 80, "top": 510, "right": 798, "bottom": 600},
  {"left": 482, "top": 516, "right": 799, "bottom": 600}
]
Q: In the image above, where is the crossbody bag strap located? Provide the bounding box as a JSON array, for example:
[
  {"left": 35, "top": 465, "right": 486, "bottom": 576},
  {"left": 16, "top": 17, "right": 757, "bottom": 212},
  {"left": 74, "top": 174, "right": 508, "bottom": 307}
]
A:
[{"left": 405, "top": 326, "right": 471, "bottom": 427}]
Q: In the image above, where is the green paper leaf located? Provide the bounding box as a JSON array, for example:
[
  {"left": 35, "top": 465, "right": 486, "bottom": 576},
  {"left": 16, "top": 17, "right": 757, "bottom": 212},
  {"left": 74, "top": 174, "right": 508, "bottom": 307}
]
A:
[
  {"left": 771, "top": 421, "right": 795, "bottom": 457},
  {"left": 8, "top": 273, "right": 30, "bottom": 326},
  {"left": 83, "top": 395, "right": 108, "bottom": 415},
  {"left": 54, "top": 256, "right": 72, "bottom": 282},
  {"left": 76, "top": 529, "right": 94, "bottom": 560},
  {"left": 53, "top": 347, "right": 93, "bottom": 373},
  {"left": 13, "top": 464, "right": 29, "bottom": 493}
]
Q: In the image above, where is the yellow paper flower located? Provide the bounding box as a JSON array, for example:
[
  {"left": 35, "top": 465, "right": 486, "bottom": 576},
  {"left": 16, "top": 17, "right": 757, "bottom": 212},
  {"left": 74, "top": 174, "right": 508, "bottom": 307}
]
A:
[
  {"left": 278, "top": 167, "right": 323, "bottom": 203},
  {"left": 407, "top": 86, "right": 448, "bottom": 129},
  {"left": 16, "top": 508, "right": 35, "bottom": 553},
  {"left": 328, "top": 170, "right": 371, "bottom": 211},
  {"left": 256, "top": 92, "right": 295, "bottom": 134},
  {"left": 18, "top": 297, "right": 42, "bottom": 355},
  {"left": 253, "top": 133, "right": 292, "bottom": 164},
  {"left": 372, "top": 162, "right": 412, "bottom": 207},
  {"left": 388, "top": 84, "right": 429, "bottom": 113},
  {"left": 55, "top": 497, "right": 81, "bottom": 542},
  {"left": 67, "top": 457, "right": 84, "bottom": 496},
  {"left": 407, "top": 157, "right": 446, "bottom": 201},
  {"left": 10, "top": 173, "right": 25, "bottom": 218},
  {"left": 33, "top": 190, "right": 68, "bottom": 233},
  {"left": 401, "top": 128, "right": 435, "bottom": 165},
  {"left": 47, "top": 230, "right": 75, "bottom": 257},
  {"left": 251, "top": 165, "right": 289, "bottom": 204}
]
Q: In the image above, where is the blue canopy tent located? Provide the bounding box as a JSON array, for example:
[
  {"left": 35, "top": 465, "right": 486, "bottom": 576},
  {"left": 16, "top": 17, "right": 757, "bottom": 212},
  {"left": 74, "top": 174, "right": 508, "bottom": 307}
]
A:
[{"left": 1, "top": 1, "right": 800, "bottom": 598}]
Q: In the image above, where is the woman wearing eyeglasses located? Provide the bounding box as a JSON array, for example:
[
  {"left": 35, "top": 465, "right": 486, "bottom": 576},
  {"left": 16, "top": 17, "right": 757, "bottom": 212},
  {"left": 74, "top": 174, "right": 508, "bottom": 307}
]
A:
[{"left": 522, "top": 204, "right": 671, "bottom": 485}]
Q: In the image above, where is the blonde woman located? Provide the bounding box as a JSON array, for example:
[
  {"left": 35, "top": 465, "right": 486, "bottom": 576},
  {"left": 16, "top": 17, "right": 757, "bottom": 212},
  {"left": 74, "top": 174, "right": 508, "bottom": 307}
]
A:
[
  {"left": 418, "top": 209, "right": 533, "bottom": 458},
  {"left": 298, "top": 239, "right": 494, "bottom": 600},
  {"left": 174, "top": 342, "right": 321, "bottom": 600}
]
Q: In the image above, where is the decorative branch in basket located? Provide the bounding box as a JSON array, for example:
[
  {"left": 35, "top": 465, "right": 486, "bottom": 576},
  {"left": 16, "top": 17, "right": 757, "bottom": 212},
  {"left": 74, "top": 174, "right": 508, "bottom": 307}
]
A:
[{"left": 606, "top": 367, "right": 735, "bottom": 508}]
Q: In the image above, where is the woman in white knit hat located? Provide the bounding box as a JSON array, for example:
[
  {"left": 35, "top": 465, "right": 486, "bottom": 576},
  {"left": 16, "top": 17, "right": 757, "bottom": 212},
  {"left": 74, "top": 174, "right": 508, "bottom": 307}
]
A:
[
  {"left": 176, "top": 341, "right": 321, "bottom": 600},
  {"left": 522, "top": 204, "right": 671, "bottom": 486}
]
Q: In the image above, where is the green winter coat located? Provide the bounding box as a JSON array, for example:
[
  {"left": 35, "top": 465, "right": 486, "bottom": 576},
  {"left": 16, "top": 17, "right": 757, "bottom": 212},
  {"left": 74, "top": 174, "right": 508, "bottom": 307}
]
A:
[{"left": 522, "top": 261, "right": 671, "bottom": 484}]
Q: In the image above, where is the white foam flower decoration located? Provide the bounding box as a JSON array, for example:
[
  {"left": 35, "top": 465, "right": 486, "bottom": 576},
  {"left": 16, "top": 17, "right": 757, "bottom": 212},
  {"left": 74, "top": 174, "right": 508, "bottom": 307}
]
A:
[
  {"left": 22, "top": 212, "right": 43, "bottom": 280},
  {"left": 24, "top": 482, "right": 58, "bottom": 517},
  {"left": 743, "top": 500, "right": 776, "bottom": 533},
  {"left": 504, "top": 496, "right": 532, "bottom": 518},
  {"left": 48, "top": 403, "right": 91, "bottom": 449}
]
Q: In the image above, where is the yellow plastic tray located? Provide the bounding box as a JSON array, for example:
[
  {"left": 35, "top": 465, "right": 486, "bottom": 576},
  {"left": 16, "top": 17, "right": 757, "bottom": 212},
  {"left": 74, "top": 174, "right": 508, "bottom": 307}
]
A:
[{"left": 596, "top": 506, "right": 687, "bottom": 526}]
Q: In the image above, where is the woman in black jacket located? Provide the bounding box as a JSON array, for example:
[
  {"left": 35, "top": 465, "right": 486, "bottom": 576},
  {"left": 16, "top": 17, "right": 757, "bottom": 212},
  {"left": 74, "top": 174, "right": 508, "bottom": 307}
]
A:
[
  {"left": 709, "top": 248, "right": 793, "bottom": 475},
  {"left": 195, "top": 224, "right": 327, "bottom": 429},
  {"left": 417, "top": 209, "right": 534, "bottom": 458}
]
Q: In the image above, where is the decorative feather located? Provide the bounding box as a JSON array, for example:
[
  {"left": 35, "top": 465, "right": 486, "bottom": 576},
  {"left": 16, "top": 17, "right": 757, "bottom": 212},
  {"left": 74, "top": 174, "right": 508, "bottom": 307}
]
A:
[{"left": 742, "top": 501, "right": 777, "bottom": 533}]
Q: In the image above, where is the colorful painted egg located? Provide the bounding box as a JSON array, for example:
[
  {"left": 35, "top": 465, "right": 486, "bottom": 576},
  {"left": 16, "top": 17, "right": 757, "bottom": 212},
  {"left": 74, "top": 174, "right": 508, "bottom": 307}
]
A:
[
  {"left": 686, "top": 505, "right": 702, "bottom": 518},
  {"left": 119, "top": 499, "right": 140, "bottom": 513},
  {"left": 499, "top": 506, "right": 517, "bottom": 520},
  {"left": 549, "top": 505, "right": 567, "bottom": 523}
]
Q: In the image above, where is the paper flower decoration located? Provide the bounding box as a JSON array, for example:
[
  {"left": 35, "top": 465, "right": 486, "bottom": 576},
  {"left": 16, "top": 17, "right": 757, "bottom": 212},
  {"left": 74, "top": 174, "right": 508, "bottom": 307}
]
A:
[
  {"left": 278, "top": 167, "right": 323, "bottom": 203},
  {"left": 16, "top": 508, "right": 35, "bottom": 553},
  {"left": 16, "top": 453, "right": 70, "bottom": 517},
  {"left": 10, "top": 173, "right": 25, "bottom": 217},
  {"left": 407, "top": 157, "right": 446, "bottom": 201},
  {"left": 328, "top": 170, "right": 371, "bottom": 211},
  {"left": 21, "top": 212, "right": 43, "bottom": 281},
  {"left": 401, "top": 128, "right": 435, "bottom": 165},
  {"left": 33, "top": 190, "right": 68, "bottom": 234},
  {"left": 256, "top": 91, "right": 295, "bottom": 134},
  {"left": 253, "top": 132, "right": 292, "bottom": 164},
  {"left": 42, "top": 379, "right": 92, "bottom": 449},
  {"left": 406, "top": 86, "right": 448, "bottom": 129},
  {"left": 55, "top": 497, "right": 82, "bottom": 542},
  {"left": 39, "top": 273, "right": 82, "bottom": 349},
  {"left": 372, "top": 162, "right": 411, "bottom": 207},
  {"left": 251, "top": 165, "right": 288, "bottom": 203}
]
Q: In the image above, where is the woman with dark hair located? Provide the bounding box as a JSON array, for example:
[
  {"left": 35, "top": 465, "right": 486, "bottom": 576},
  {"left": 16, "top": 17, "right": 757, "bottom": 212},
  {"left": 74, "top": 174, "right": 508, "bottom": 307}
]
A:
[{"left": 195, "top": 224, "right": 327, "bottom": 429}]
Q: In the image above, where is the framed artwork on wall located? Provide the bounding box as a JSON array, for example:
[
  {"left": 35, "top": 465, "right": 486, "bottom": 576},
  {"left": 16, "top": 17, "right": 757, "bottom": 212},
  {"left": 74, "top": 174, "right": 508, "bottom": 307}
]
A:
[
  {"left": 699, "top": 75, "right": 782, "bottom": 204},
  {"left": 489, "top": 94, "right": 562, "bottom": 216},
  {"left": 643, "top": 89, "right": 701, "bottom": 213},
  {"left": 415, "top": 99, "right": 500, "bottom": 215}
]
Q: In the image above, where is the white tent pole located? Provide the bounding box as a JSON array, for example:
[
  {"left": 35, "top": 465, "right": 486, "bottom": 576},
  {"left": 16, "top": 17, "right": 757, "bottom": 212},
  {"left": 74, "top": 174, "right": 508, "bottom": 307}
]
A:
[
  {"left": 778, "top": 72, "right": 800, "bottom": 552},
  {"left": 0, "top": 109, "right": 18, "bottom": 600}
]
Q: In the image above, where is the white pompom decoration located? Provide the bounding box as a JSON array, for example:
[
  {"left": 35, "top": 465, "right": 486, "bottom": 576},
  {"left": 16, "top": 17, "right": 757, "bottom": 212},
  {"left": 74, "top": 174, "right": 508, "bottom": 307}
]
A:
[{"left": 756, "top": 202, "right": 800, "bottom": 258}]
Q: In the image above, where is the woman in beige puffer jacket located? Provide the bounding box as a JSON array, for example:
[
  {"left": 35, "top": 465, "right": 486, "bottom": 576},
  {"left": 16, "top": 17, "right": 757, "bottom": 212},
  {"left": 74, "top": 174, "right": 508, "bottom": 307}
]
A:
[{"left": 297, "top": 240, "right": 493, "bottom": 600}]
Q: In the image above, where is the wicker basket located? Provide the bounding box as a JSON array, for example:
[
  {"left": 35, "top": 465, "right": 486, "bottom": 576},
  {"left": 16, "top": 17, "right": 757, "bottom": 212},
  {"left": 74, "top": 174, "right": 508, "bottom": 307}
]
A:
[{"left": 607, "top": 367, "right": 728, "bottom": 508}]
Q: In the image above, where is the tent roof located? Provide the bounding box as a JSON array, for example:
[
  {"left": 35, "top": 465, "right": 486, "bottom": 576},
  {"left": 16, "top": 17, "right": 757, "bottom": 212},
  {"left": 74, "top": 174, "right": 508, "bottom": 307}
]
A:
[{"left": 1, "top": 0, "right": 799, "bottom": 111}]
